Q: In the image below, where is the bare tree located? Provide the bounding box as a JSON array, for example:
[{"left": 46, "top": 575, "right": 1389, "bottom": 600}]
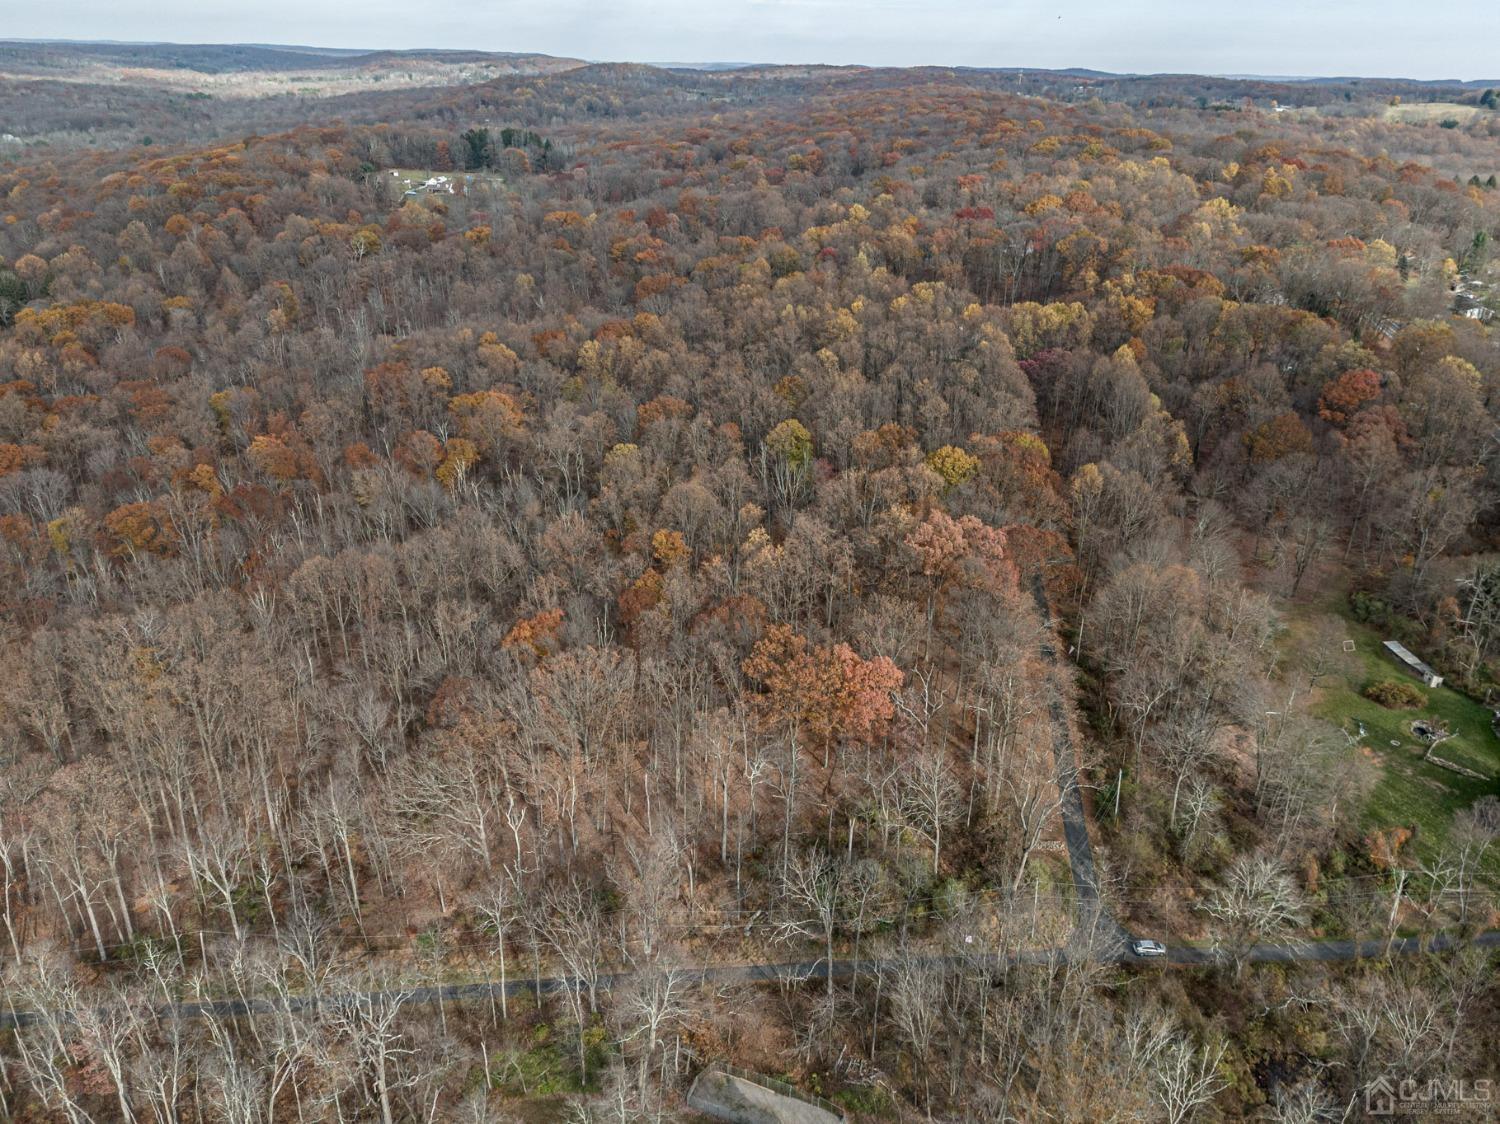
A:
[
  {"left": 1176, "top": 775, "right": 1223, "bottom": 862},
  {"left": 473, "top": 868, "right": 521, "bottom": 1021},
  {"left": 1274, "top": 514, "right": 1332, "bottom": 597},
  {"left": 771, "top": 847, "right": 847, "bottom": 997},
  {"left": 7, "top": 952, "right": 98, "bottom": 1124},
  {"left": 894, "top": 751, "right": 961, "bottom": 875},
  {"left": 1150, "top": 1033, "right": 1228, "bottom": 1124},
  {"left": 884, "top": 941, "right": 946, "bottom": 1116},
  {"left": 610, "top": 965, "right": 694, "bottom": 1103},
  {"left": 325, "top": 982, "right": 416, "bottom": 1124},
  {"left": 532, "top": 875, "right": 608, "bottom": 1082},
  {"left": 72, "top": 979, "right": 146, "bottom": 1124},
  {"left": 295, "top": 776, "right": 368, "bottom": 929},
  {"left": 1449, "top": 795, "right": 1499, "bottom": 924},
  {"left": 1202, "top": 853, "right": 1307, "bottom": 976},
  {"left": 611, "top": 830, "right": 682, "bottom": 962},
  {"left": 1268, "top": 1080, "right": 1338, "bottom": 1123},
  {"left": 388, "top": 739, "right": 505, "bottom": 873},
  {"left": 1290, "top": 616, "right": 1357, "bottom": 691},
  {"left": 1115, "top": 1008, "right": 1227, "bottom": 1124},
  {"left": 0, "top": 824, "right": 35, "bottom": 959},
  {"left": 127, "top": 1017, "right": 193, "bottom": 1124},
  {"left": 180, "top": 814, "right": 253, "bottom": 941},
  {"left": 995, "top": 735, "right": 1065, "bottom": 892}
]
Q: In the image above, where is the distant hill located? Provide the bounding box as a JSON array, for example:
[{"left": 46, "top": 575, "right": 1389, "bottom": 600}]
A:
[
  {"left": 650, "top": 61, "right": 759, "bottom": 71},
  {"left": 0, "top": 40, "right": 584, "bottom": 76}
]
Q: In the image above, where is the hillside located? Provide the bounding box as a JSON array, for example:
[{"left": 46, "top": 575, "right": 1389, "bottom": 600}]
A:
[{"left": 0, "top": 55, "right": 1497, "bottom": 1123}]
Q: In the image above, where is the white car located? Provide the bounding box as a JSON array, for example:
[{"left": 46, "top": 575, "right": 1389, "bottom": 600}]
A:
[{"left": 1130, "top": 939, "right": 1167, "bottom": 958}]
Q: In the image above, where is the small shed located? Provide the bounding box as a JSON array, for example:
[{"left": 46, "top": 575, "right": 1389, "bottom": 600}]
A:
[{"left": 1383, "top": 640, "right": 1443, "bottom": 689}]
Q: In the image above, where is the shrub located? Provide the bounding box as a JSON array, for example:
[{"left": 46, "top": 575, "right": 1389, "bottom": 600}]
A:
[
  {"left": 1363, "top": 680, "right": 1427, "bottom": 709},
  {"left": 834, "top": 1084, "right": 899, "bottom": 1118},
  {"left": 1349, "top": 589, "right": 1393, "bottom": 627}
]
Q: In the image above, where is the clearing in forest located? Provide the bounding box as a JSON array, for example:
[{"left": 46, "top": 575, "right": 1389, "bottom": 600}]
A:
[
  {"left": 1285, "top": 597, "right": 1500, "bottom": 869},
  {"left": 1383, "top": 102, "right": 1487, "bottom": 125}
]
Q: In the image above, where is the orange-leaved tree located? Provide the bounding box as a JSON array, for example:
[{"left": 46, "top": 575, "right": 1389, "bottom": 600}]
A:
[
  {"left": 905, "top": 509, "right": 1019, "bottom": 637},
  {"left": 743, "top": 624, "right": 903, "bottom": 751},
  {"left": 1317, "top": 368, "right": 1381, "bottom": 427}
]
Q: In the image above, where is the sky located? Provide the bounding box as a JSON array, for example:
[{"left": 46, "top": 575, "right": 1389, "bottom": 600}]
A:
[{"left": 6, "top": 0, "right": 1499, "bottom": 81}]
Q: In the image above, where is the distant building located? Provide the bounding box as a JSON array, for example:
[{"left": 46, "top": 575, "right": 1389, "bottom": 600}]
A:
[
  {"left": 1453, "top": 279, "right": 1495, "bottom": 321},
  {"left": 1383, "top": 640, "right": 1444, "bottom": 688}
]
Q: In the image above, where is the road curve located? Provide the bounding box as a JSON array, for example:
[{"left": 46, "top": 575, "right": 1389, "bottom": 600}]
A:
[{"left": 2, "top": 578, "right": 1492, "bottom": 1031}]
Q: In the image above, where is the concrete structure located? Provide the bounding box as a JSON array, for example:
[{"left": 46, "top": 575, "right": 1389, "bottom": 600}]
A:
[
  {"left": 1383, "top": 640, "right": 1444, "bottom": 689},
  {"left": 686, "top": 1068, "right": 844, "bottom": 1124}
]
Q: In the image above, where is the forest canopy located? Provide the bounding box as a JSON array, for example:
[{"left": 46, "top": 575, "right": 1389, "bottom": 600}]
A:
[{"left": 0, "top": 54, "right": 1498, "bottom": 1123}]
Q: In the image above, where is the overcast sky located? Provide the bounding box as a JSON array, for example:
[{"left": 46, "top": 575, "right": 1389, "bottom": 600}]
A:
[{"left": 7, "top": 0, "right": 1498, "bottom": 81}]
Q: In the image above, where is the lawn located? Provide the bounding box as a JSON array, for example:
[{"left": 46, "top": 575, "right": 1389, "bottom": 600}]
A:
[{"left": 1288, "top": 602, "right": 1500, "bottom": 869}]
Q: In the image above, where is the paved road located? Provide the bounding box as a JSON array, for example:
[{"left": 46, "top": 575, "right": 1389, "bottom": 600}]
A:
[
  {"left": 3, "top": 575, "right": 1493, "bottom": 1032},
  {"left": 1015, "top": 573, "right": 1500, "bottom": 974},
  {"left": 1163, "top": 929, "right": 1500, "bottom": 964},
  {"left": 1028, "top": 572, "right": 1132, "bottom": 956},
  {"left": 6, "top": 931, "right": 1496, "bottom": 1030}
]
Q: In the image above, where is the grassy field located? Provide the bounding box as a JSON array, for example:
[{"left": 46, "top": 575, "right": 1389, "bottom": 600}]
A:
[
  {"left": 1289, "top": 601, "right": 1500, "bottom": 867},
  {"left": 1384, "top": 102, "right": 1488, "bottom": 125}
]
